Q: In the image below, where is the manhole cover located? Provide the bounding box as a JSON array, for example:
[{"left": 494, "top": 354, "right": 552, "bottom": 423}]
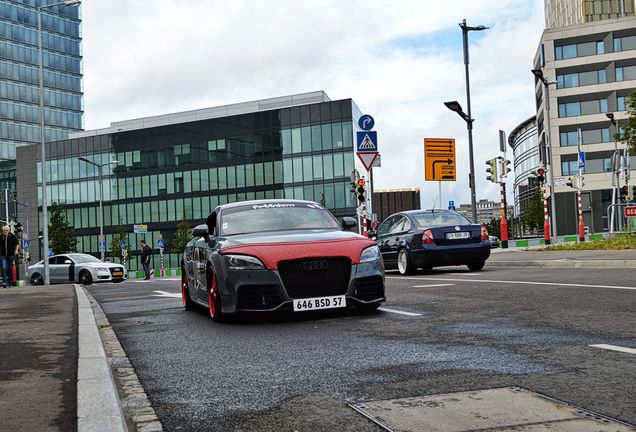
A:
[{"left": 351, "top": 387, "right": 633, "bottom": 431}]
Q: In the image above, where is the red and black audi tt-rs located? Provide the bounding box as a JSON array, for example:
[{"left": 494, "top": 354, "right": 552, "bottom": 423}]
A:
[{"left": 181, "top": 200, "right": 385, "bottom": 322}]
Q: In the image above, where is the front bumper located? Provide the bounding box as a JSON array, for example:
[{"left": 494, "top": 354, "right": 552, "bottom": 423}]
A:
[{"left": 218, "top": 258, "right": 385, "bottom": 314}]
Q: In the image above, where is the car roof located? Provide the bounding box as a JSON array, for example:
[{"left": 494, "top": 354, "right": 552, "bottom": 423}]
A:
[
  {"left": 217, "top": 199, "right": 321, "bottom": 211},
  {"left": 399, "top": 209, "right": 461, "bottom": 216}
]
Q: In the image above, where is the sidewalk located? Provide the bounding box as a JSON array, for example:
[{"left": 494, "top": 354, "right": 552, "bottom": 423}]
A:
[
  {"left": 0, "top": 284, "right": 129, "bottom": 432},
  {"left": 488, "top": 248, "right": 636, "bottom": 268}
]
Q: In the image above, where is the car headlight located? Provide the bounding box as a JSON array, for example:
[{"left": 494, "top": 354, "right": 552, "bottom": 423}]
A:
[
  {"left": 95, "top": 267, "right": 109, "bottom": 272},
  {"left": 360, "top": 245, "right": 380, "bottom": 263},
  {"left": 224, "top": 254, "right": 265, "bottom": 270}
]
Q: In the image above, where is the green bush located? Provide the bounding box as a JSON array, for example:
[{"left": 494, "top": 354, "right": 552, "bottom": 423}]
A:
[{"left": 546, "top": 233, "right": 636, "bottom": 250}]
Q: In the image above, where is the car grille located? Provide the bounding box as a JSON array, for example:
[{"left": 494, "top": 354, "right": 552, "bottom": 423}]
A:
[
  {"left": 109, "top": 267, "right": 125, "bottom": 278},
  {"left": 236, "top": 285, "right": 284, "bottom": 310},
  {"left": 277, "top": 258, "right": 351, "bottom": 299},
  {"left": 354, "top": 276, "right": 384, "bottom": 301}
]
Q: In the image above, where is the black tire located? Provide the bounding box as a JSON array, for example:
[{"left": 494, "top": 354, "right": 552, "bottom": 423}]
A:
[
  {"left": 207, "top": 267, "right": 224, "bottom": 322},
  {"left": 467, "top": 261, "right": 485, "bottom": 271},
  {"left": 79, "top": 270, "right": 93, "bottom": 286},
  {"left": 397, "top": 249, "right": 415, "bottom": 275},
  {"left": 181, "top": 268, "right": 196, "bottom": 311},
  {"left": 30, "top": 273, "right": 43, "bottom": 286}
]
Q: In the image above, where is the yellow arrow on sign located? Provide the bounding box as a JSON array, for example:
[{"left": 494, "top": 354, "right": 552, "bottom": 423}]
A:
[{"left": 424, "top": 138, "right": 456, "bottom": 181}]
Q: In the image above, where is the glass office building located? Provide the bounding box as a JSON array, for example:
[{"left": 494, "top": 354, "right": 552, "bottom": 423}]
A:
[
  {"left": 0, "top": 0, "right": 82, "bottom": 186},
  {"left": 17, "top": 91, "right": 363, "bottom": 271}
]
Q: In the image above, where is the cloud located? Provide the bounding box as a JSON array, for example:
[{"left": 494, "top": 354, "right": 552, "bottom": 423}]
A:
[{"left": 81, "top": 0, "right": 545, "bottom": 209}]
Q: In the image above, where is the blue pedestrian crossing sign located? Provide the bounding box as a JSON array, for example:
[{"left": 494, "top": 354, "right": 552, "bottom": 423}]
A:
[
  {"left": 356, "top": 131, "right": 378, "bottom": 152},
  {"left": 98, "top": 240, "right": 106, "bottom": 252},
  {"left": 22, "top": 239, "right": 29, "bottom": 249},
  {"left": 48, "top": 248, "right": 53, "bottom": 257},
  {"left": 578, "top": 151, "right": 586, "bottom": 169},
  {"left": 157, "top": 239, "right": 165, "bottom": 248},
  {"left": 119, "top": 240, "right": 126, "bottom": 249},
  {"left": 448, "top": 200, "right": 456, "bottom": 210}
]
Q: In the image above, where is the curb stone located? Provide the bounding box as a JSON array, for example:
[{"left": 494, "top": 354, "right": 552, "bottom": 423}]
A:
[{"left": 84, "top": 289, "right": 164, "bottom": 432}]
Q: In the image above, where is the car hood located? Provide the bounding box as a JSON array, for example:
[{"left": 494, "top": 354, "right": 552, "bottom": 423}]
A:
[{"left": 219, "top": 230, "right": 376, "bottom": 269}]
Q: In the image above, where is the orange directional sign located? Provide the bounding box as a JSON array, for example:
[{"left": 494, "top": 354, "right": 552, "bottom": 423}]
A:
[{"left": 424, "top": 138, "right": 456, "bottom": 181}]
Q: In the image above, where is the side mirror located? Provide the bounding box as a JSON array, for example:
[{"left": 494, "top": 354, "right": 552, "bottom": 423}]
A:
[
  {"left": 192, "top": 224, "right": 210, "bottom": 243},
  {"left": 341, "top": 217, "right": 357, "bottom": 231}
]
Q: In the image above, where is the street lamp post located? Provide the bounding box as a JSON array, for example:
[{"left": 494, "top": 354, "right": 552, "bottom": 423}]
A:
[
  {"left": 531, "top": 68, "right": 558, "bottom": 242},
  {"left": 38, "top": 0, "right": 81, "bottom": 285},
  {"left": 78, "top": 157, "right": 118, "bottom": 261},
  {"left": 606, "top": 113, "right": 620, "bottom": 232},
  {"left": 443, "top": 100, "right": 476, "bottom": 221},
  {"left": 444, "top": 19, "right": 488, "bottom": 223}
]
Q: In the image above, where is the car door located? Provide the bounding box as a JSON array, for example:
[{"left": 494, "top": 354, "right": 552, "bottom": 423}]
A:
[
  {"left": 375, "top": 216, "right": 397, "bottom": 265},
  {"left": 385, "top": 216, "right": 409, "bottom": 263},
  {"left": 192, "top": 240, "right": 209, "bottom": 302},
  {"left": 49, "top": 256, "right": 70, "bottom": 284}
]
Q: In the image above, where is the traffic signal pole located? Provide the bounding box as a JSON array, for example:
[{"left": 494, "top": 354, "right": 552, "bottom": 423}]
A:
[
  {"left": 577, "top": 172, "right": 585, "bottom": 242},
  {"left": 543, "top": 185, "right": 551, "bottom": 245},
  {"left": 499, "top": 182, "right": 508, "bottom": 248}
]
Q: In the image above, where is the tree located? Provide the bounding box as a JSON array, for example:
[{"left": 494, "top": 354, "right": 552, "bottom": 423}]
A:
[
  {"left": 172, "top": 217, "right": 191, "bottom": 253},
  {"left": 484, "top": 218, "right": 501, "bottom": 238},
  {"left": 521, "top": 187, "right": 543, "bottom": 232},
  {"left": 615, "top": 89, "right": 636, "bottom": 154},
  {"left": 109, "top": 218, "right": 128, "bottom": 263},
  {"left": 48, "top": 202, "right": 77, "bottom": 254}
]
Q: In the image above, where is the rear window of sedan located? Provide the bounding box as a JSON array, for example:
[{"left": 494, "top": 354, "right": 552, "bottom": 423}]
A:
[{"left": 412, "top": 212, "right": 472, "bottom": 227}]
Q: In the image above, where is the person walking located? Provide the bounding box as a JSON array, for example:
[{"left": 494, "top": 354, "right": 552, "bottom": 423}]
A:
[
  {"left": 140, "top": 239, "right": 152, "bottom": 280},
  {"left": 0, "top": 225, "right": 19, "bottom": 287}
]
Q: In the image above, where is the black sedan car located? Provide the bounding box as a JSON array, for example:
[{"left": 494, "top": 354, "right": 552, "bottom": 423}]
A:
[
  {"left": 375, "top": 209, "right": 491, "bottom": 274},
  {"left": 181, "top": 199, "right": 385, "bottom": 322}
]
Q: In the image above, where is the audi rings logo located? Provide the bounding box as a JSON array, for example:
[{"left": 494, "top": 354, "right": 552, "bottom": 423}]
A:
[{"left": 302, "top": 260, "right": 329, "bottom": 271}]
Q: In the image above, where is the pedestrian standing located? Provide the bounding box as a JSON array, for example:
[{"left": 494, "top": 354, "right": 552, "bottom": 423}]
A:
[
  {"left": 140, "top": 239, "right": 152, "bottom": 280},
  {"left": 0, "top": 225, "right": 19, "bottom": 287}
]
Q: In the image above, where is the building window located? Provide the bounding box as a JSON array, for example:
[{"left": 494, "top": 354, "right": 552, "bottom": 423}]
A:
[
  {"left": 555, "top": 40, "right": 603, "bottom": 60},
  {"left": 614, "top": 35, "right": 636, "bottom": 52},
  {"left": 618, "top": 96, "right": 626, "bottom": 111},
  {"left": 558, "top": 98, "right": 607, "bottom": 118}
]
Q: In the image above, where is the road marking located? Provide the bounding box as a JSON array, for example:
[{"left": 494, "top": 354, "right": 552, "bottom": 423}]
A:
[
  {"left": 388, "top": 276, "right": 636, "bottom": 291},
  {"left": 378, "top": 307, "right": 423, "bottom": 317},
  {"left": 152, "top": 290, "right": 181, "bottom": 298},
  {"left": 590, "top": 344, "right": 636, "bottom": 355},
  {"left": 412, "top": 283, "right": 455, "bottom": 288}
]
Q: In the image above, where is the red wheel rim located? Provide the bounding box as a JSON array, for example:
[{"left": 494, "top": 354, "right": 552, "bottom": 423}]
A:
[
  {"left": 181, "top": 271, "right": 188, "bottom": 306},
  {"left": 208, "top": 271, "right": 217, "bottom": 318}
]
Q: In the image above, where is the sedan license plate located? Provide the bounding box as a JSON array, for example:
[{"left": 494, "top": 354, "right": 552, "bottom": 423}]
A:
[
  {"left": 293, "top": 295, "right": 346, "bottom": 312},
  {"left": 112, "top": 271, "right": 123, "bottom": 277},
  {"left": 446, "top": 232, "right": 470, "bottom": 240}
]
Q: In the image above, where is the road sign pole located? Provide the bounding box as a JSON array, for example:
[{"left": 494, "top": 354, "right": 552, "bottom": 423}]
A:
[
  {"left": 159, "top": 247, "right": 164, "bottom": 277},
  {"left": 499, "top": 182, "right": 508, "bottom": 248},
  {"left": 543, "top": 186, "right": 551, "bottom": 245},
  {"left": 577, "top": 172, "right": 585, "bottom": 242}
]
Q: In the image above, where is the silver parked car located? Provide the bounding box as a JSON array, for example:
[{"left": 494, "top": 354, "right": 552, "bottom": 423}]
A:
[{"left": 28, "top": 253, "right": 127, "bottom": 286}]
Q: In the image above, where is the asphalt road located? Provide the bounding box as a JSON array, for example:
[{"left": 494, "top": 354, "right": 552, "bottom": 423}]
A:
[{"left": 88, "top": 266, "right": 636, "bottom": 431}]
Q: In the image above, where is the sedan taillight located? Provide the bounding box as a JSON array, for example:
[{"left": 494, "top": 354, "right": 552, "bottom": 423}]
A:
[
  {"left": 421, "top": 229, "right": 435, "bottom": 245},
  {"left": 480, "top": 226, "right": 489, "bottom": 241}
]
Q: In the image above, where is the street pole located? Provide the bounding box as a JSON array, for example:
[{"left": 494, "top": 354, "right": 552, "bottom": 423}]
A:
[
  {"left": 98, "top": 164, "right": 104, "bottom": 261},
  {"left": 461, "top": 19, "right": 478, "bottom": 223},
  {"left": 608, "top": 115, "right": 618, "bottom": 233},
  {"left": 543, "top": 81, "right": 557, "bottom": 241}
]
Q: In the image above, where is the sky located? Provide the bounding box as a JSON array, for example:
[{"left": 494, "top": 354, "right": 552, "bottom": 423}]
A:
[{"left": 81, "top": 0, "right": 546, "bottom": 209}]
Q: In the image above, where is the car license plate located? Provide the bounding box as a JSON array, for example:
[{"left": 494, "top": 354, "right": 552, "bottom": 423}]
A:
[
  {"left": 293, "top": 295, "right": 346, "bottom": 312},
  {"left": 112, "top": 271, "right": 123, "bottom": 277},
  {"left": 446, "top": 232, "right": 470, "bottom": 240}
]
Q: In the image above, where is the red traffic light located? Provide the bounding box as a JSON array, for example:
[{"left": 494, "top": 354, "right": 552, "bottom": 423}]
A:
[
  {"left": 356, "top": 178, "right": 365, "bottom": 187},
  {"left": 536, "top": 168, "right": 545, "bottom": 175}
]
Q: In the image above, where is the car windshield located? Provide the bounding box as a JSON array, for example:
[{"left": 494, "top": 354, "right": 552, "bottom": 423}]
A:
[
  {"left": 220, "top": 202, "right": 340, "bottom": 236},
  {"left": 70, "top": 254, "right": 102, "bottom": 263},
  {"left": 412, "top": 212, "right": 473, "bottom": 227}
]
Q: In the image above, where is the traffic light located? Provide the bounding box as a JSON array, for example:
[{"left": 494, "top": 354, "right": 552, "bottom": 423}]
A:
[
  {"left": 534, "top": 166, "right": 545, "bottom": 183},
  {"left": 566, "top": 177, "right": 574, "bottom": 188},
  {"left": 620, "top": 185, "right": 629, "bottom": 200},
  {"left": 486, "top": 158, "right": 498, "bottom": 183},
  {"left": 14, "top": 222, "right": 22, "bottom": 236},
  {"left": 578, "top": 176, "right": 585, "bottom": 188},
  {"left": 501, "top": 158, "right": 512, "bottom": 178},
  {"left": 356, "top": 178, "right": 366, "bottom": 204},
  {"left": 628, "top": 185, "right": 635, "bottom": 202}
]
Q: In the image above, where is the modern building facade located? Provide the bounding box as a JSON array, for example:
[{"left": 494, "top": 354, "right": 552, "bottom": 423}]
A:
[
  {"left": 0, "top": 0, "right": 82, "bottom": 194},
  {"left": 457, "top": 199, "right": 513, "bottom": 224},
  {"left": 371, "top": 188, "right": 420, "bottom": 222},
  {"left": 533, "top": 14, "right": 636, "bottom": 234},
  {"left": 545, "top": 0, "right": 636, "bottom": 29},
  {"left": 17, "top": 91, "right": 364, "bottom": 271},
  {"left": 508, "top": 116, "right": 540, "bottom": 217}
]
